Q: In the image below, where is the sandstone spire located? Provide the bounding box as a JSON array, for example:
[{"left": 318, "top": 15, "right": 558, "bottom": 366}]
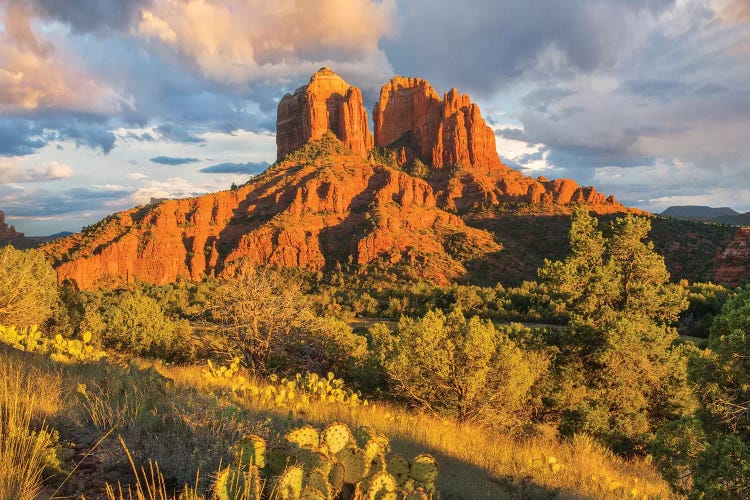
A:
[
  {"left": 373, "top": 77, "right": 502, "bottom": 169},
  {"left": 276, "top": 67, "right": 374, "bottom": 161}
]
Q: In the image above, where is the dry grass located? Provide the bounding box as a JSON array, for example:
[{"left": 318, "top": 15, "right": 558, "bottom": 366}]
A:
[
  {"left": 0, "top": 347, "right": 676, "bottom": 499},
  {"left": 0, "top": 357, "right": 60, "bottom": 500},
  {"left": 161, "top": 363, "right": 676, "bottom": 499}
]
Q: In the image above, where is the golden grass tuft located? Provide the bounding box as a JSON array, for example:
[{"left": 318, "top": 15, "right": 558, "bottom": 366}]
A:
[{"left": 0, "top": 358, "right": 58, "bottom": 500}]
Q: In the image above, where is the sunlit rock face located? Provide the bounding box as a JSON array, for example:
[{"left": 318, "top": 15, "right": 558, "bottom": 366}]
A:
[{"left": 276, "top": 67, "right": 373, "bottom": 161}]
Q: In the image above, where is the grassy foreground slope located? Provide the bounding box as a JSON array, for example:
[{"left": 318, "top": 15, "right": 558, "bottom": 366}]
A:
[{"left": 1, "top": 343, "right": 672, "bottom": 500}]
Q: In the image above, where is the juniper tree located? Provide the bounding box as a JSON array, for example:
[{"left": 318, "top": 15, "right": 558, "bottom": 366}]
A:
[{"left": 539, "top": 210, "right": 693, "bottom": 453}]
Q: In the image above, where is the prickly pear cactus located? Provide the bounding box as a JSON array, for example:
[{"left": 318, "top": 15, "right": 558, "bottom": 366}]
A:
[
  {"left": 410, "top": 454, "right": 439, "bottom": 484},
  {"left": 233, "top": 433, "right": 267, "bottom": 468},
  {"left": 286, "top": 425, "right": 320, "bottom": 451},
  {"left": 363, "top": 471, "right": 398, "bottom": 500},
  {"left": 223, "top": 421, "right": 440, "bottom": 500},
  {"left": 322, "top": 423, "right": 353, "bottom": 455},
  {"left": 214, "top": 466, "right": 246, "bottom": 500},
  {"left": 275, "top": 465, "right": 305, "bottom": 500},
  {"left": 307, "top": 468, "right": 334, "bottom": 500},
  {"left": 386, "top": 455, "right": 410, "bottom": 487}
]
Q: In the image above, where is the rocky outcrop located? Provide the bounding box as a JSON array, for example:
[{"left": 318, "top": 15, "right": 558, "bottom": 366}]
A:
[
  {"left": 714, "top": 227, "right": 750, "bottom": 287},
  {"left": 0, "top": 210, "right": 24, "bottom": 241},
  {"left": 373, "top": 77, "right": 501, "bottom": 170},
  {"left": 276, "top": 68, "right": 373, "bottom": 161},
  {"left": 43, "top": 69, "right": 648, "bottom": 290}
]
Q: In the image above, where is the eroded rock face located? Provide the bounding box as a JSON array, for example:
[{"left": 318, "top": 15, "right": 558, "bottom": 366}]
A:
[
  {"left": 44, "top": 69, "right": 644, "bottom": 289},
  {"left": 0, "top": 210, "right": 24, "bottom": 240},
  {"left": 714, "top": 227, "right": 750, "bottom": 287},
  {"left": 373, "top": 77, "right": 501, "bottom": 170},
  {"left": 45, "top": 137, "right": 498, "bottom": 289},
  {"left": 276, "top": 67, "right": 373, "bottom": 161}
]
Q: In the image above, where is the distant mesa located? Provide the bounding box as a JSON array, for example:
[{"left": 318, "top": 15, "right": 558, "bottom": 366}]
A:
[{"left": 662, "top": 205, "right": 750, "bottom": 226}]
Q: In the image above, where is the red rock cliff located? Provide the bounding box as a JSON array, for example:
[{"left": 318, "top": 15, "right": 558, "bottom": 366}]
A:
[
  {"left": 372, "top": 77, "right": 633, "bottom": 214},
  {"left": 276, "top": 67, "right": 373, "bottom": 161},
  {"left": 44, "top": 135, "right": 499, "bottom": 289},
  {"left": 714, "top": 227, "right": 750, "bottom": 287},
  {"left": 373, "top": 77, "right": 501, "bottom": 170}
]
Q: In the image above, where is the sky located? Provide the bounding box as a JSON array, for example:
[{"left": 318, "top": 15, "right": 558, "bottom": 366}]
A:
[{"left": 1, "top": 0, "right": 749, "bottom": 235}]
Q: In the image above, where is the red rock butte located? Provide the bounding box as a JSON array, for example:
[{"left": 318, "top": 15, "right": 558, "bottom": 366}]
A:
[
  {"left": 276, "top": 67, "right": 373, "bottom": 161},
  {"left": 44, "top": 68, "right": 648, "bottom": 289}
]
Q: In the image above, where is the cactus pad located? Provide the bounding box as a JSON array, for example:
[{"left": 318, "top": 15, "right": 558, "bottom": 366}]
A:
[
  {"left": 268, "top": 444, "right": 291, "bottom": 475},
  {"left": 307, "top": 468, "right": 333, "bottom": 500},
  {"left": 285, "top": 425, "right": 320, "bottom": 451},
  {"left": 276, "top": 465, "right": 304, "bottom": 500},
  {"left": 299, "top": 486, "right": 325, "bottom": 500},
  {"left": 214, "top": 466, "right": 246, "bottom": 500},
  {"left": 232, "top": 433, "right": 266, "bottom": 468},
  {"left": 336, "top": 446, "right": 369, "bottom": 484},
  {"left": 409, "top": 454, "right": 438, "bottom": 483},
  {"left": 322, "top": 422, "right": 353, "bottom": 454},
  {"left": 329, "top": 462, "right": 345, "bottom": 491},
  {"left": 363, "top": 471, "right": 397, "bottom": 500},
  {"left": 363, "top": 440, "right": 382, "bottom": 462},
  {"left": 386, "top": 455, "right": 410, "bottom": 487},
  {"left": 354, "top": 425, "right": 378, "bottom": 447}
]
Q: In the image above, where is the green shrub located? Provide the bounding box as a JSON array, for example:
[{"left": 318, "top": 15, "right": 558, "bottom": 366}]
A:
[
  {"left": 0, "top": 247, "right": 58, "bottom": 327},
  {"left": 381, "top": 309, "right": 545, "bottom": 424},
  {"left": 95, "top": 291, "right": 191, "bottom": 360}
]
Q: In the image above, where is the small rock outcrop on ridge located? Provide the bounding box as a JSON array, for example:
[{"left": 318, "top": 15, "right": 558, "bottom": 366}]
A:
[
  {"left": 276, "top": 67, "right": 373, "bottom": 161},
  {"left": 0, "top": 210, "right": 24, "bottom": 241}
]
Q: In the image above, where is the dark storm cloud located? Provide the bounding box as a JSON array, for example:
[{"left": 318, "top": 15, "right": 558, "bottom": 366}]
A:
[
  {"left": 199, "top": 161, "right": 268, "bottom": 174},
  {"left": 0, "top": 114, "right": 116, "bottom": 156},
  {"left": 150, "top": 156, "right": 200, "bottom": 165},
  {"left": 31, "top": 0, "right": 152, "bottom": 33}
]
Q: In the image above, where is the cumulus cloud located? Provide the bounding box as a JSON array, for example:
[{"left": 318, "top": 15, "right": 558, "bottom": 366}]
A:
[
  {"left": 0, "top": 158, "right": 74, "bottom": 183},
  {"left": 135, "top": 0, "right": 396, "bottom": 86},
  {"left": 199, "top": 161, "right": 268, "bottom": 174},
  {"left": 150, "top": 156, "right": 199, "bottom": 165},
  {"left": 0, "top": 2, "right": 131, "bottom": 113}
]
